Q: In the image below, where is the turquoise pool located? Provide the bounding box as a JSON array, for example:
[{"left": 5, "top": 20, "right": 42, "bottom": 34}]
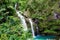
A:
[{"left": 34, "top": 35, "right": 56, "bottom": 40}]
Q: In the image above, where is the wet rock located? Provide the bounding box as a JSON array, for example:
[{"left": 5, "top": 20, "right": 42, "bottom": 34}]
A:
[
  {"left": 54, "top": 12, "right": 60, "bottom": 19},
  {"left": 23, "top": 9, "right": 30, "bottom": 18},
  {"left": 32, "top": 18, "right": 39, "bottom": 24}
]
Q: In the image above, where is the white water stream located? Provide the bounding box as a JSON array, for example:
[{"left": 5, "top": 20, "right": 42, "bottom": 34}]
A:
[
  {"left": 15, "top": 3, "right": 35, "bottom": 38},
  {"left": 29, "top": 18, "right": 35, "bottom": 38},
  {"left": 15, "top": 3, "right": 28, "bottom": 31}
]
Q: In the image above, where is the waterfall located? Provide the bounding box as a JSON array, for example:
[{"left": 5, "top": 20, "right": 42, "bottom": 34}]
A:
[
  {"left": 54, "top": 13, "right": 57, "bottom": 19},
  {"left": 15, "top": 3, "right": 28, "bottom": 31},
  {"left": 29, "top": 18, "right": 35, "bottom": 38}
]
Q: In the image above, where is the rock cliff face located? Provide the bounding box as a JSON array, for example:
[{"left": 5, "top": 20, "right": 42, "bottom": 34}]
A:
[{"left": 23, "top": 9, "right": 31, "bottom": 18}]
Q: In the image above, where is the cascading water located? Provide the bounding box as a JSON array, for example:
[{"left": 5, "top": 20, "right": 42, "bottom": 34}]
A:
[
  {"left": 15, "top": 3, "right": 56, "bottom": 40},
  {"left": 29, "top": 18, "right": 35, "bottom": 38},
  {"left": 54, "top": 12, "right": 57, "bottom": 19},
  {"left": 15, "top": 3, "right": 28, "bottom": 31}
]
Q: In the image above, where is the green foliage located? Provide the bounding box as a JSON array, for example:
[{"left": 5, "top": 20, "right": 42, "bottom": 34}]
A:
[{"left": 0, "top": 0, "right": 32, "bottom": 40}]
